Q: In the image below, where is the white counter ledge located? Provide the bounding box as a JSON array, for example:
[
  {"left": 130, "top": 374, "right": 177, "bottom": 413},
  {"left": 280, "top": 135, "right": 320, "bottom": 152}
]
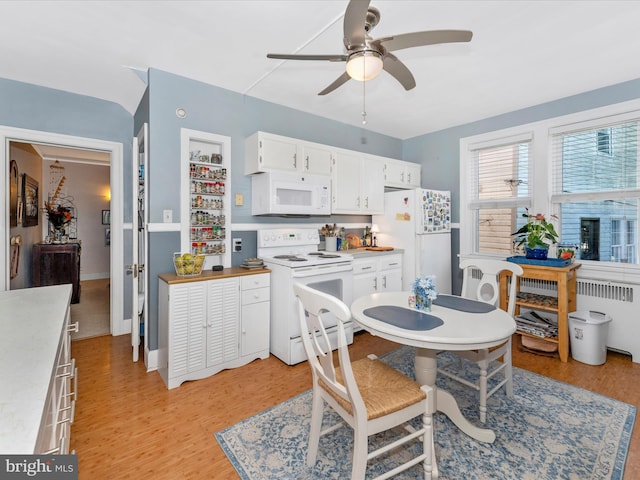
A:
[{"left": 0, "top": 285, "right": 72, "bottom": 454}]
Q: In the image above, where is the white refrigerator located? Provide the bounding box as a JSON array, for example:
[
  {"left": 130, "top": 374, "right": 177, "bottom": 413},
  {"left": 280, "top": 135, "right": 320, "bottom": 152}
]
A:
[{"left": 373, "top": 189, "right": 452, "bottom": 294}]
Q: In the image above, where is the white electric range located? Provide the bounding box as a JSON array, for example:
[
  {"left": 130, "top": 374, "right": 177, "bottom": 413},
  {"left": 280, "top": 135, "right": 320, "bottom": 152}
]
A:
[{"left": 257, "top": 228, "right": 354, "bottom": 365}]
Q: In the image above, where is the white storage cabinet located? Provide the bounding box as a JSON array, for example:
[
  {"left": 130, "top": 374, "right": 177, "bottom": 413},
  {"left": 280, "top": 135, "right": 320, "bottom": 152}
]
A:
[
  {"left": 245, "top": 131, "right": 332, "bottom": 176},
  {"left": 158, "top": 269, "right": 270, "bottom": 389},
  {"left": 331, "top": 150, "right": 385, "bottom": 214},
  {"left": 384, "top": 158, "right": 422, "bottom": 189},
  {"left": 352, "top": 253, "right": 403, "bottom": 330}
]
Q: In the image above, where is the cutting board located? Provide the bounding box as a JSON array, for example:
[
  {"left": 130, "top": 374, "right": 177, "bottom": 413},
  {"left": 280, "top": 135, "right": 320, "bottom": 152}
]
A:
[{"left": 365, "top": 246, "right": 394, "bottom": 251}]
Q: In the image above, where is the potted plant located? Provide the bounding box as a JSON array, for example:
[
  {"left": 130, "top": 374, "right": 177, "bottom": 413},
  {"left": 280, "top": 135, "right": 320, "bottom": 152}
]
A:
[{"left": 512, "top": 209, "right": 559, "bottom": 260}]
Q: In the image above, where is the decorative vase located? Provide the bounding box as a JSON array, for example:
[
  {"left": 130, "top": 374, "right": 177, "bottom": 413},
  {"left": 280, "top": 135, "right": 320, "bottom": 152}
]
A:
[
  {"left": 525, "top": 247, "right": 549, "bottom": 260},
  {"left": 415, "top": 292, "right": 432, "bottom": 312}
]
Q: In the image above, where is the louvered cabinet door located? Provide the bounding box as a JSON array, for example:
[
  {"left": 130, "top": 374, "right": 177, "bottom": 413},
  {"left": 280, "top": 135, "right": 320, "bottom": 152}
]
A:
[
  {"left": 206, "top": 278, "right": 240, "bottom": 367},
  {"left": 168, "top": 282, "right": 207, "bottom": 379}
]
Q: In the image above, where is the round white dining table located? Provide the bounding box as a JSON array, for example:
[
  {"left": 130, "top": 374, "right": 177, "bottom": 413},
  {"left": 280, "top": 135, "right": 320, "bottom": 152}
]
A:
[{"left": 350, "top": 291, "right": 516, "bottom": 443}]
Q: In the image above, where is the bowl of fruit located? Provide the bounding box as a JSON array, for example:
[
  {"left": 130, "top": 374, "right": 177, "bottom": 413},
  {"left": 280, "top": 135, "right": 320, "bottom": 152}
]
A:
[{"left": 173, "top": 252, "right": 205, "bottom": 276}]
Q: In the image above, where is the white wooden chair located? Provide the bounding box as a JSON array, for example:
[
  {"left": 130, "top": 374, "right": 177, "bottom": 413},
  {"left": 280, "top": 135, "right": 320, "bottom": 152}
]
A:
[
  {"left": 294, "top": 282, "right": 436, "bottom": 480},
  {"left": 438, "top": 258, "right": 523, "bottom": 423}
]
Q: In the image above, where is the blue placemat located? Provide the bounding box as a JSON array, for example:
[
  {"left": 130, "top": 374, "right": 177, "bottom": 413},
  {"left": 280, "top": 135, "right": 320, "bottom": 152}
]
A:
[
  {"left": 507, "top": 256, "right": 572, "bottom": 267},
  {"left": 432, "top": 294, "right": 496, "bottom": 313},
  {"left": 363, "top": 305, "right": 444, "bottom": 331}
]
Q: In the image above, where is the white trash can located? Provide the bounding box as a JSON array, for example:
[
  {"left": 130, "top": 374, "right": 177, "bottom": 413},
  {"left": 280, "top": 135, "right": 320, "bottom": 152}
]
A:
[{"left": 569, "top": 311, "right": 612, "bottom": 365}]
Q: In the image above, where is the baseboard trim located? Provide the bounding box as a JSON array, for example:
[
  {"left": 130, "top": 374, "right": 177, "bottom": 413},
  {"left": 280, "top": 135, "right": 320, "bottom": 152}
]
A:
[{"left": 81, "top": 273, "right": 110, "bottom": 281}]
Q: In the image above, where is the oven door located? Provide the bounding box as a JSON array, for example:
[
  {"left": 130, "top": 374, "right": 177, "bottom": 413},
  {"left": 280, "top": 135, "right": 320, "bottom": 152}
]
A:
[{"left": 291, "top": 263, "right": 353, "bottom": 335}]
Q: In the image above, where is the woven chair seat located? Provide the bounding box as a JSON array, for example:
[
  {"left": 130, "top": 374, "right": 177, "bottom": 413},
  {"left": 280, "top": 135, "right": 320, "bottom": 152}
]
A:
[{"left": 321, "top": 357, "right": 426, "bottom": 420}]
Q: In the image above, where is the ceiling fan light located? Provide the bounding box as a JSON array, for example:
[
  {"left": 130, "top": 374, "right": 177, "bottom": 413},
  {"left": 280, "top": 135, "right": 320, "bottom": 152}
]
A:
[{"left": 346, "top": 51, "right": 383, "bottom": 81}]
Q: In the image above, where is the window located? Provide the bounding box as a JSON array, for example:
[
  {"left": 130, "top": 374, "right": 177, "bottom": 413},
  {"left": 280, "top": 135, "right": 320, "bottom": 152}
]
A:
[
  {"left": 551, "top": 119, "right": 639, "bottom": 264},
  {"left": 461, "top": 102, "right": 640, "bottom": 271},
  {"left": 466, "top": 134, "right": 531, "bottom": 255}
]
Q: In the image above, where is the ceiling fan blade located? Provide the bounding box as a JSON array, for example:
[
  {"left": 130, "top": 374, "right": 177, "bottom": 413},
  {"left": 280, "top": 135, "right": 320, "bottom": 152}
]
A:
[
  {"left": 375, "top": 30, "right": 473, "bottom": 53},
  {"left": 383, "top": 53, "right": 416, "bottom": 91},
  {"left": 267, "top": 53, "right": 347, "bottom": 62},
  {"left": 343, "top": 0, "right": 371, "bottom": 49},
  {"left": 318, "top": 72, "right": 351, "bottom": 96}
]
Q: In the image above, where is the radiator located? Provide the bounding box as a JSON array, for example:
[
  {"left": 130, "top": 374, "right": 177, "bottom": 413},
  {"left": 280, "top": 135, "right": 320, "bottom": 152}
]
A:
[{"left": 519, "top": 277, "right": 638, "bottom": 362}]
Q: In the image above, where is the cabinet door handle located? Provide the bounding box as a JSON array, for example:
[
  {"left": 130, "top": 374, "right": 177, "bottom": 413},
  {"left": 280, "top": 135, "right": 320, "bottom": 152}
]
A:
[
  {"left": 401, "top": 171, "right": 405, "bottom": 182},
  {"left": 407, "top": 173, "right": 411, "bottom": 183},
  {"left": 57, "top": 358, "right": 76, "bottom": 378},
  {"left": 305, "top": 155, "right": 309, "bottom": 170},
  {"left": 374, "top": 277, "right": 378, "bottom": 291},
  {"left": 362, "top": 266, "right": 373, "bottom": 270},
  {"left": 293, "top": 153, "right": 297, "bottom": 168},
  {"left": 382, "top": 275, "right": 387, "bottom": 289}
]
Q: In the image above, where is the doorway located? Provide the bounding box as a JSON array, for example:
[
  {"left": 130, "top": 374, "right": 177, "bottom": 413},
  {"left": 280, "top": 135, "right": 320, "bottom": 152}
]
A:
[{"left": 2, "top": 125, "right": 124, "bottom": 336}]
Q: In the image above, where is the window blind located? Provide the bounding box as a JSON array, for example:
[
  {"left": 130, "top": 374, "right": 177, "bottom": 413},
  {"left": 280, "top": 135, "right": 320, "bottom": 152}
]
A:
[
  {"left": 551, "top": 119, "right": 640, "bottom": 202},
  {"left": 468, "top": 138, "right": 531, "bottom": 210}
]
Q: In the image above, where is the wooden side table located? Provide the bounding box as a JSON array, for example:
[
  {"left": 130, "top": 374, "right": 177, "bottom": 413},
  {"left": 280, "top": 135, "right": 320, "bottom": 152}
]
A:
[{"left": 500, "top": 262, "right": 581, "bottom": 362}]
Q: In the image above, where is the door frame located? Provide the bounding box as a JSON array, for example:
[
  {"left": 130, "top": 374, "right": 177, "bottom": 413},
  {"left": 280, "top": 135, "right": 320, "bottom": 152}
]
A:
[{"left": 1, "top": 126, "right": 125, "bottom": 335}]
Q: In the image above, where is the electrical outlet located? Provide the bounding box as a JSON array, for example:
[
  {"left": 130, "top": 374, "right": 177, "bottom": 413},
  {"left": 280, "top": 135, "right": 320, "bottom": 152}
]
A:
[
  {"left": 163, "top": 209, "right": 173, "bottom": 223},
  {"left": 233, "top": 238, "right": 242, "bottom": 252}
]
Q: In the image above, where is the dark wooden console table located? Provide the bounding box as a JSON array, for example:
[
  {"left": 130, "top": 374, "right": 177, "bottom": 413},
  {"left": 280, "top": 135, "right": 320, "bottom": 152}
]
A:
[{"left": 32, "top": 243, "right": 81, "bottom": 304}]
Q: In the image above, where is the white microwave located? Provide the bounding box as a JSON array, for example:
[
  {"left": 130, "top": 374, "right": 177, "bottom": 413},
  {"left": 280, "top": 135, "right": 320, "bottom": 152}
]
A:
[{"left": 251, "top": 172, "right": 331, "bottom": 215}]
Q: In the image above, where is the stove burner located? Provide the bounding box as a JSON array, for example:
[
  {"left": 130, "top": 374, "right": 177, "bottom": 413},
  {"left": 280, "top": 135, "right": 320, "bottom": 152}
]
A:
[
  {"left": 273, "top": 255, "right": 307, "bottom": 262},
  {"left": 308, "top": 252, "right": 342, "bottom": 259}
]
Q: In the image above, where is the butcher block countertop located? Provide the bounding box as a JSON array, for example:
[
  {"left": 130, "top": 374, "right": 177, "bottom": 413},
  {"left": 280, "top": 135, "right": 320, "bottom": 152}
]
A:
[{"left": 158, "top": 266, "right": 270, "bottom": 285}]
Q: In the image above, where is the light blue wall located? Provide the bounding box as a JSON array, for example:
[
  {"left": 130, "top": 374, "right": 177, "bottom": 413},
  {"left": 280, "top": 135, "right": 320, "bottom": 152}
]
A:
[
  {"left": 0, "top": 77, "right": 134, "bottom": 318},
  {"left": 5, "top": 71, "right": 640, "bottom": 351},
  {"left": 403, "top": 77, "right": 640, "bottom": 293},
  {"left": 143, "top": 68, "right": 404, "bottom": 350}
]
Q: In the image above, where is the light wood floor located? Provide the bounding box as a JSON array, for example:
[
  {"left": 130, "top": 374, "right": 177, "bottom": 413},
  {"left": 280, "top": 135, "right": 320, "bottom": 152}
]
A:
[{"left": 69, "top": 333, "right": 639, "bottom": 479}]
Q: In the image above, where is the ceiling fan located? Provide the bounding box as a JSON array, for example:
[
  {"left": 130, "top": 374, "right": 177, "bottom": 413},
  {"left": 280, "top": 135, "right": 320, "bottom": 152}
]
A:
[{"left": 266, "top": 0, "right": 473, "bottom": 96}]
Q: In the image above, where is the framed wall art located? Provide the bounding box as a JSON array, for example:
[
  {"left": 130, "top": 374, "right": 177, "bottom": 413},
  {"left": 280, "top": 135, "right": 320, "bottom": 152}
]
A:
[
  {"left": 9, "top": 160, "right": 18, "bottom": 227},
  {"left": 102, "top": 210, "right": 110, "bottom": 225},
  {"left": 22, "top": 174, "right": 39, "bottom": 227}
]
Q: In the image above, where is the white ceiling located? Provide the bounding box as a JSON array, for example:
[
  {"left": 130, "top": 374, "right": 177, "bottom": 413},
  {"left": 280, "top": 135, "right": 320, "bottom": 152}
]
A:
[{"left": 3, "top": 1, "right": 640, "bottom": 140}]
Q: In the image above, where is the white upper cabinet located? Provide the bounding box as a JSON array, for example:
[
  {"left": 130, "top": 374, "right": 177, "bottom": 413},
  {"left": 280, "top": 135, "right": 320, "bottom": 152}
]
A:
[
  {"left": 299, "top": 142, "right": 332, "bottom": 176},
  {"left": 331, "top": 150, "right": 384, "bottom": 214},
  {"left": 384, "top": 158, "right": 422, "bottom": 189},
  {"left": 245, "top": 132, "right": 331, "bottom": 176}
]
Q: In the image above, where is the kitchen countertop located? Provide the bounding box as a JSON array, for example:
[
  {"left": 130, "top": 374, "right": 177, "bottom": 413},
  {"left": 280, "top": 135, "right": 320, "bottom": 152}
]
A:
[
  {"left": 0, "top": 285, "right": 72, "bottom": 453},
  {"left": 340, "top": 247, "right": 404, "bottom": 258},
  {"left": 159, "top": 266, "right": 270, "bottom": 285}
]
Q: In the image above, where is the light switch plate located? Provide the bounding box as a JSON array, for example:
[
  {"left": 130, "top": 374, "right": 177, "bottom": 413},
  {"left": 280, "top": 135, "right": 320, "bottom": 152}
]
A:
[
  {"left": 163, "top": 209, "right": 172, "bottom": 223},
  {"left": 235, "top": 193, "right": 244, "bottom": 206}
]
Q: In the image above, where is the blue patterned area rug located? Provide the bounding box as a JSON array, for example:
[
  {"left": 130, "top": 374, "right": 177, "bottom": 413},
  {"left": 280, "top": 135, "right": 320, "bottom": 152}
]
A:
[{"left": 215, "top": 347, "right": 635, "bottom": 479}]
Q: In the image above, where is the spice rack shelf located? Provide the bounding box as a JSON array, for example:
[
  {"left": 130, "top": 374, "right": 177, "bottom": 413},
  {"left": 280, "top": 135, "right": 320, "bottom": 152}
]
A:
[{"left": 181, "top": 129, "right": 231, "bottom": 269}]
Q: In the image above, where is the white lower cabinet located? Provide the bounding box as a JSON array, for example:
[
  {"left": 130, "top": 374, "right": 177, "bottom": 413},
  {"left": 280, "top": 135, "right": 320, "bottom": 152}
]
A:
[
  {"left": 37, "top": 298, "right": 77, "bottom": 455},
  {"left": 158, "top": 270, "right": 270, "bottom": 389},
  {"left": 352, "top": 254, "right": 403, "bottom": 330}
]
